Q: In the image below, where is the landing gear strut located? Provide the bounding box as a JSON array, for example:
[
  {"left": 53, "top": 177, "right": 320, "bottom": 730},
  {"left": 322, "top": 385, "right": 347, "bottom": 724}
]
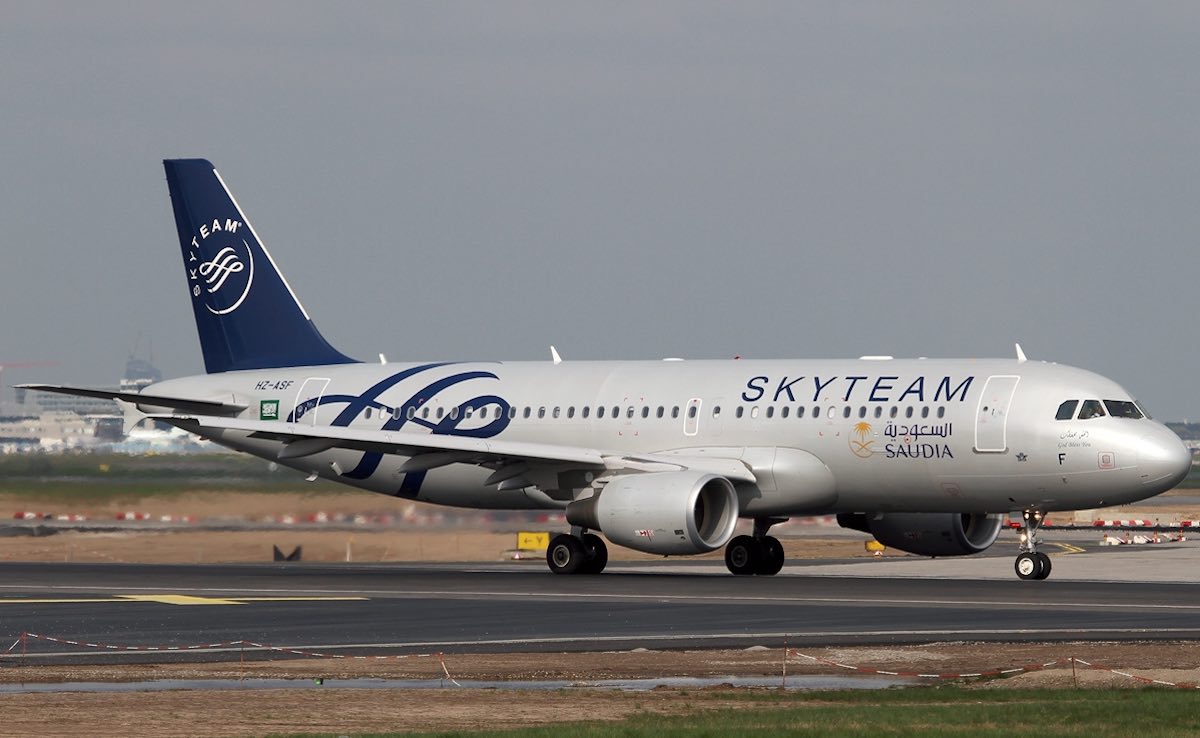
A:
[
  {"left": 725, "top": 517, "right": 787, "bottom": 576},
  {"left": 547, "top": 530, "right": 608, "bottom": 575},
  {"left": 1014, "top": 510, "right": 1052, "bottom": 581}
]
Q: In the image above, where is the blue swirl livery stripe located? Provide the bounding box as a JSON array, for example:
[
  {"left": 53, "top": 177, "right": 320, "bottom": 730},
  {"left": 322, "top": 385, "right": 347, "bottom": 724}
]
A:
[{"left": 285, "top": 363, "right": 511, "bottom": 497}]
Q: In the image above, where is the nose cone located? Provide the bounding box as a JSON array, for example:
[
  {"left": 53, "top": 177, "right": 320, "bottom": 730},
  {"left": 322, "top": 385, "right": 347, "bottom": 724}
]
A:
[{"left": 1138, "top": 429, "right": 1193, "bottom": 492}]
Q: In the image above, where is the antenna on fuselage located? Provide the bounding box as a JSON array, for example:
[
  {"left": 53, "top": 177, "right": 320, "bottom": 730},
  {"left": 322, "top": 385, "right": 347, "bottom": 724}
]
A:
[
  {"left": 550, "top": 346, "right": 562, "bottom": 365},
  {"left": 1015, "top": 343, "right": 1028, "bottom": 363}
]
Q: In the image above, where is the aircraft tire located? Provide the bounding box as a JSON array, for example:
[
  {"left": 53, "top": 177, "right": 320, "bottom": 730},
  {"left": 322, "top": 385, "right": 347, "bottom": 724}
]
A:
[
  {"left": 547, "top": 534, "right": 586, "bottom": 575},
  {"left": 579, "top": 533, "right": 608, "bottom": 574},
  {"left": 1034, "top": 552, "right": 1052, "bottom": 580},
  {"left": 757, "top": 536, "right": 785, "bottom": 576},
  {"left": 725, "top": 535, "right": 762, "bottom": 576},
  {"left": 1014, "top": 552, "right": 1042, "bottom": 580}
]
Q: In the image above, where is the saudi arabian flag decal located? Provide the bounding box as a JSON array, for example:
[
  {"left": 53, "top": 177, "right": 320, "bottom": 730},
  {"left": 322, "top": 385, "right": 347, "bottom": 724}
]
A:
[{"left": 260, "top": 399, "right": 280, "bottom": 421}]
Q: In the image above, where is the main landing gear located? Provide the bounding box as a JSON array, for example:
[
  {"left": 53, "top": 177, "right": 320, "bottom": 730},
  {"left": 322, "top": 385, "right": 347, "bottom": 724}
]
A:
[
  {"left": 725, "top": 517, "right": 787, "bottom": 576},
  {"left": 546, "top": 530, "right": 608, "bottom": 575},
  {"left": 1014, "top": 510, "right": 1052, "bottom": 581}
]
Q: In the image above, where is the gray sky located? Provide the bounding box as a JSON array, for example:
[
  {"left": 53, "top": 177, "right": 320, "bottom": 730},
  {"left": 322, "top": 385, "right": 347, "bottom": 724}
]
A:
[{"left": 2, "top": 3, "right": 1198, "bottom": 418}]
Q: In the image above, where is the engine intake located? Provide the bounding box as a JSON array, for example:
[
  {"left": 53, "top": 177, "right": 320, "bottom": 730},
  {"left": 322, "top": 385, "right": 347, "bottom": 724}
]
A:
[
  {"left": 837, "top": 512, "right": 1003, "bottom": 557},
  {"left": 566, "top": 471, "right": 739, "bottom": 556}
]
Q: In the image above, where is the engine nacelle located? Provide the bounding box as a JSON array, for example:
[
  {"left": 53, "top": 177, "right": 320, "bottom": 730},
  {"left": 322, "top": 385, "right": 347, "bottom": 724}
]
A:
[
  {"left": 837, "top": 512, "right": 1003, "bottom": 557},
  {"left": 566, "top": 471, "right": 739, "bottom": 556}
]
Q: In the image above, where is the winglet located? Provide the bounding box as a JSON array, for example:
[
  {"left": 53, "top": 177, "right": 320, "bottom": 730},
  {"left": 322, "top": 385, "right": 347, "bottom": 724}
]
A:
[
  {"left": 550, "top": 346, "right": 562, "bottom": 365},
  {"left": 1015, "top": 343, "right": 1027, "bottom": 363}
]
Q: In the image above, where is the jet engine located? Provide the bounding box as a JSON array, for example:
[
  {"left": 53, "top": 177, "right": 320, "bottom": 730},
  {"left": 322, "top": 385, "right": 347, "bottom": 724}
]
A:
[
  {"left": 566, "top": 471, "right": 739, "bottom": 556},
  {"left": 837, "top": 512, "right": 1003, "bottom": 557}
]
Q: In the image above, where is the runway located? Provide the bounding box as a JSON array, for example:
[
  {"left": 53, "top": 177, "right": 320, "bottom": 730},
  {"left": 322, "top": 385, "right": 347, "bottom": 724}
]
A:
[{"left": 2, "top": 542, "right": 1199, "bottom": 663}]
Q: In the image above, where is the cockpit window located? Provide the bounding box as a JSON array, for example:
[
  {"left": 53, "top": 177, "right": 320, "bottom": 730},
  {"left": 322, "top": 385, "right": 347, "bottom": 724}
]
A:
[
  {"left": 1055, "top": 400, "right": 1078, "bottom": 421},
  {"left": 1077, "top": 400, "right": 1105, "bottom": 420},
  {"left": 1104, "top": 400, "right": 1143, "bottom": 419},
  {"left": 1136, "top": 401, "right": 1153, "bottom": 420}
]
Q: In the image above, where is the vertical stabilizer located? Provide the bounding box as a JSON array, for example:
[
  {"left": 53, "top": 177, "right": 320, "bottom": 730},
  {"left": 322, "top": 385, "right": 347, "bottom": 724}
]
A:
[{"left": 163, "top": 159, "right": 356, "bottom": 373}]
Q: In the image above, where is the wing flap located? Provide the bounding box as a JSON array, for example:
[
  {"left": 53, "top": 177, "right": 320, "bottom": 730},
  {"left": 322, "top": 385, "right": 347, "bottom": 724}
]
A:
[
  {"left": 151, "top": 414, "right": 757, "bottom": 483},
  {"left": 155, "top": 414, "right": 607, "bottom": 467}
]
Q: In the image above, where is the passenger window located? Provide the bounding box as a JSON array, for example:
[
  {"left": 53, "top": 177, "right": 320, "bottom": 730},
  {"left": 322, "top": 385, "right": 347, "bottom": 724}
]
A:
[
  {"left": 814, "top": 406, "right": 821, "bottom": 418},
  {"left": 422, "top": 407, "right": 430, "bottom": 419},
  {"left": 736, "top": 407, "right": 744, "bottom": 419},
  {"left": 712, "top": 406, "right": 722, "bottom": 417},
  {"left": 842, "top": 407, "right": 851, "bottom": 419},
  {"left": 656, "top": 406, "right": 664, "bottom": 418},
  {"left": 672, "top": 406, "right": 680, "bottom": 419},
  {"left": 1104, "top": 400, "right": 1143, "bottom": 419},
  {"left": 797, "top": 406, "right": 806, "bottom": 418},
  {"left": 905, "top": 406, "right": 913, "bottom": 419},
  {"left": 436, "top": 407, "right": 444, "bottom": 419},
  {"left": 612, "top": 406, "right": 619, "bottom": 418},
  {"left": 751, "top": 406, "right": 760, "bottom": 419},
  {"left": 858, "top": 406, "right": 866, "bottom": 419},
  {"left": 597, "top": 406, "right": 605, "bottom": 419},
  {"left": 406, "top": 407, "right": 415, "bottom": 420},
  {"left": 582, "top": 406, "right": 590, "bottom": 419},
  {"left": 522, "top": 407, "right": 531, "bottom": 419},
  {"left": 641, "top": 406, "right": 650, "bottom": 419},
  {"left": 552, "top": 407, "right": 560, "bottom": 419},
  {"left": 921, "top": 407, "right": 929, "bottom": 418},
  {"left": 873, "top": 406, "right": 882, "bottom": 419},
  {"left": 1055, "top": 400, "right": 1078, "bottom": 421},
  {"left": 567, "top": 407, "right": 575, "bottom": 419},
  {"left": 766, "top": 406, "right": 775, "bottom": 418},
  {"left": 508, "top": 407, "right": 516, "bottom": 419},
  {"left": 365, "top": 407, "right": 372, "bottom": 419},
  {"left": 889, "top": 406, "right": 898, "bottom": 419},
  {"left": 827, "top": 407, "right": 836, "bottom": 419},
  {"left": 538, "top": 407, "right": 546, "bottom": 419},
  {"left": 1078, "top": 400, "right": 1105, "bottom": 420},
  {"left": 781, "top": 406, "right": 789, "bottom": 418},
  {"left": 626, "top": 406, "right": 635, "bottom": 419},
  {"left": 936, "top": 407, "right": 945, "bottom": 419},
  {"left": 688, "top": 406, "right": 698, "bottom": 419}
]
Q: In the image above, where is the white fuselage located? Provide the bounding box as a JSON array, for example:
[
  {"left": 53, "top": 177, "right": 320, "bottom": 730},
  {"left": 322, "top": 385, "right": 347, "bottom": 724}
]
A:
[{"left": 147, "top": 357, "right": 1189, "bottom": 516}]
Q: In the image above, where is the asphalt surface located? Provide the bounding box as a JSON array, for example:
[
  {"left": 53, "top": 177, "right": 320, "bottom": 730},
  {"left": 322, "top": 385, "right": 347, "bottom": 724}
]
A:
[{"left": 1, "top": 546, "right": 1198, "bottom": 664}]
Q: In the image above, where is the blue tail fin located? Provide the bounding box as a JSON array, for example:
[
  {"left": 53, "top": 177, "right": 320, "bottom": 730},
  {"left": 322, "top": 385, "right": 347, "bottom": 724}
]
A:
[{"left": 164, "top": 159, "right": 356, "bottom": 374}]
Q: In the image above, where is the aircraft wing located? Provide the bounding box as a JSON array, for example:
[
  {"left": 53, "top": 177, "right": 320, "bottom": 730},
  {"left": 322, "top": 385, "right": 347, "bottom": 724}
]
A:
[
  {"left": 16, "top": 384, "right": 248, "bottom": 416},
  {"left": 152, "top": 414, "right": 757, "bottom": 484}
]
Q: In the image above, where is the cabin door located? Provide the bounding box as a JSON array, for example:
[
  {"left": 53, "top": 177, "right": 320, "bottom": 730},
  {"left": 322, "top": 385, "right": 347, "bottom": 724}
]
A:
[
  {"left": 974, "top": 375, "right": 1020, "bottom": 452},
  {"left": 293, "top": 377, "right": 331, "bottom": 425}
]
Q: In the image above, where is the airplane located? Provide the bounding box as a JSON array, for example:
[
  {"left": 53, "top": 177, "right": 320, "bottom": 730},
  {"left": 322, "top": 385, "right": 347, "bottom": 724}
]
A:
[{"left": 22, "top": 159, "right": 1192, "bottom": 580}]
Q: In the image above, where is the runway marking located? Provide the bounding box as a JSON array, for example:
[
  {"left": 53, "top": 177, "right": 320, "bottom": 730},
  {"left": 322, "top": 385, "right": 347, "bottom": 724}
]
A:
[
  {"left": 1052, "top": 543, "right": 1088, "bottom": 554},
  {"left": 0, "top": 585, "right": 1196, "bottom": 611},
  {"left": 0, "top": 594, "right": 367, "bottom": 607}
]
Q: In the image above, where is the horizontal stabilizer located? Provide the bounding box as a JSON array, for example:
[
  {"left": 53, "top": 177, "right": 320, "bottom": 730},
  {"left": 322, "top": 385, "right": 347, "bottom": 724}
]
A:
[{"left": 17, "top": 384, "right": 247, "bottom": 416}]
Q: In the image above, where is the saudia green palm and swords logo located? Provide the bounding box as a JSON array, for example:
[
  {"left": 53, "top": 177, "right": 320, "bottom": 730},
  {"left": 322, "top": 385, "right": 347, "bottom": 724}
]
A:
[{"left": 260, "top": 400, "right": 280, "bottom": 420}]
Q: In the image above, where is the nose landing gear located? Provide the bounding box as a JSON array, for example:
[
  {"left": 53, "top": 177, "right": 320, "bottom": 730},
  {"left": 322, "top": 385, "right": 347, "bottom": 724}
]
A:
[{"left": 1014, "top": 510, "right": 1052, "bottom": 580}]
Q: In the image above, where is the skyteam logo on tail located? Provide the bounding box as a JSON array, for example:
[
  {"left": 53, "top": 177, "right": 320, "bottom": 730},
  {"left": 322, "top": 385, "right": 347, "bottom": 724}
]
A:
[{"left": 186, "top": 218, "right": 254, "bottom": 315}]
